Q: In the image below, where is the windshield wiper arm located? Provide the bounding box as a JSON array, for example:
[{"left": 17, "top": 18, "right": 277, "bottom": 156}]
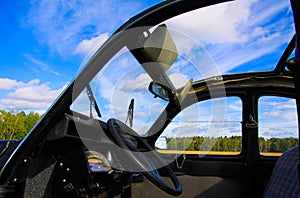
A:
[
  {"left": 86, "top": 84, "right": 102, "bottom": 118},
  {"left": 125, "top": 99, "right": 134, "bottom": 127}
]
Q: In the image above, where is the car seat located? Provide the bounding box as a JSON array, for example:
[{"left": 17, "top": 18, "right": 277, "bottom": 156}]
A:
[{"left": 263, "top": 146, "right": 300, "bottom": 197}]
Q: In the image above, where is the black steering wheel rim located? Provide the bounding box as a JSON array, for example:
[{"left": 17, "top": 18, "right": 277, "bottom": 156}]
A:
[{"left": 107, "top": 118, "right": 182, "bottom": 196}]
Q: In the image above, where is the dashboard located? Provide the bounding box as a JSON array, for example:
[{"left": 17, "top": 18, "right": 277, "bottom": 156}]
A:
[{"left": 40, "top": 113, "right": 136, "bottom": 197}]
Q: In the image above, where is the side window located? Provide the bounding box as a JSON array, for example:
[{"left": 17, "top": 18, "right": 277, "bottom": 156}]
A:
[
  {"left": 156, "top": 97, "right": 243, "bottom": 155},
  {"left": 258, "top": 96, "right": 298, "bottom": 156}
]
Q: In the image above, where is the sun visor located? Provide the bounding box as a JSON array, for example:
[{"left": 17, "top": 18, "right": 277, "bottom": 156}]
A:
[
  {"left": 143, "top": 24, "right": 178, "bottom": 71},
  {"left": 139, "top": 24, "right": 178, "bottom": 91}
]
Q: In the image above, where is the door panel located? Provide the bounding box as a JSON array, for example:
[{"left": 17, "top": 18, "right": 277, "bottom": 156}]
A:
[{"left": 132, "top": 175, "right": 246, "bottom": 198}]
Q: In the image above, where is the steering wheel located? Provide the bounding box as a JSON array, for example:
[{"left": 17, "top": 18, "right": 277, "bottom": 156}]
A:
[{"left": 107, "top": 118, "right": 182, "bottom": 196}]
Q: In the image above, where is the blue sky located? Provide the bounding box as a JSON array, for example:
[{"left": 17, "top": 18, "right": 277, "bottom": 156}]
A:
[
  {"left": 0, "top": 0, "right": 160, "bottom": 113},
  {"left": 0, "top": 0, "right": 298, "bottom": 140}
]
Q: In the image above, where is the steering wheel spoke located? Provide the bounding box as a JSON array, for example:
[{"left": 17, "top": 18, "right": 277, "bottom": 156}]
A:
[{"left": 107, "top": 118, "right": 182, "bottom": 196}]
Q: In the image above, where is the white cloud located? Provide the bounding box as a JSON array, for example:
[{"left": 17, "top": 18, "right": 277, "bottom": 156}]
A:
[
  {"left": 263, "top": 99, "right": 296, "bottom": 109},
  {"left": 122, "top": 73, "right": 151, "bottom": 91},
  {"left": 169, "top": 72, "right": 188, "bottom": 88},
  {"left": 97, "top": 76, "right": 116, "bottom": 102},
  {"left": 247, "top": 0, "right": 290, "bottom": 28},
  {"left": 0, "top": 78, "right": 66, "bottom": 113},
  {"left": 166, "top": 0, "right": 294, "bottom": 74},
  {"left": 229, "top": 104, "right": 242, "bottom": 111},
  {"left": 262, "top": 110, "right": 297, "bottom": 122},
  {"left": 75, "top": 33, "right": 109, "bottom": 55},
  {"left": 7, "top": 81, "right": 60, "bottom": 102},
  {"left": 26, "top": 0, "right": 143, "bottom": 56},
  {"left": 258, "top": 97, "right": 298, "bottom": 138},
  {"left": 167, "top": 0, "right": 257, "bottom": 45},
  {"left": 168, "top": 0, "right": 289, "bottom": 46},
  {"left": 262, "top": 111, "right": 282, "bottom": 118},
  {"left": 135, "top": 112, "right": 148, "bottom": 119},
  {"left": 260, "top": 124, "right": 298, "bottom": 139},
  {"left": 24, "top": 54, "right": 61, "bottom": 76},
  {"left": 0, "top": 78, "right": 24, "bottom": 90},
  {"left": 260, "top": 98, "right": 297, "bottom": 121}
]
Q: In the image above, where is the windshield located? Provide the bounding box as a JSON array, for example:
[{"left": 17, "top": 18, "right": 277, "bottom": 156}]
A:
[
  {"left": 70, "top": 0, "right": 295, "bottom": 136},
  {"left": 70, "top": 22, "right": 221, "bottom": 135}
]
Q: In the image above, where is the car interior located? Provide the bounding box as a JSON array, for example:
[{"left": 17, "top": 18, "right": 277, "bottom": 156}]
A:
[{"left": 0, "top": 0, "right": 299, "bottom": 198}]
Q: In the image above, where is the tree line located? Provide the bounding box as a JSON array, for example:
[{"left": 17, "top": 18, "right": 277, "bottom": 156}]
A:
[
  {"left": 0, "top": 110, "right": 41, "bottom": 140},
  {"left": 0, "top": 110, "right": 298, "bottom": 153},
  {"left": 167, "top": 136, "right": 298, "bottom": 153},
  {"left": 258, "top": 137, "right": 298, "bottom": 153}
]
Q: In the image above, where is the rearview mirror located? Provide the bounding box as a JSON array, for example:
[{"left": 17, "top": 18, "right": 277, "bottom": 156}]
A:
[{"left": 148, "top": 81, "right": 175, "bottom": 101}]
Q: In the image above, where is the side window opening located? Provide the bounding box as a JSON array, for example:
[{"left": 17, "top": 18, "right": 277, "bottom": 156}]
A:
[
  {"left": 156, "top": 96, "right": 243, "bottom": 155},
  {"left": 258, "top": 96, "right": 298, "bottom": 156}
]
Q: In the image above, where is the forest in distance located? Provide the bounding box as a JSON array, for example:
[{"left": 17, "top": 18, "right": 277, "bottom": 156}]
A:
[
  {"left": 0, "top": 110, "right": 41, "bottom": 140},
  {"left": 0, "top": 110, "right": 298, "bottom": 153},
  {"left": 166, "top": 136, "right": 298, "bottom": 153}
]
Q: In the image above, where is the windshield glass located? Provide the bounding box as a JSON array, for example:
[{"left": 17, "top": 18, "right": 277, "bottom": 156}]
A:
[
  {"left": 70, "top": 0, "right": 295, "bottom": 136},
  {"left": 71, "top": 47, "right": 169, "bottom": 135},
  {"left": 164, "top": 0, "right": 295, "bottom": 75},
  {"left": 71, "top": 22, "right": 221, "bottom": 135}
]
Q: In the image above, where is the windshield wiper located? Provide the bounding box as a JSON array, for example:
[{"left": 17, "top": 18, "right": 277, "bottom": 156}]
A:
[
  {"left": 125, "top": 99, "right": 134, "bottom": 127},
  {"left": 86, "top": 84, "right": 102, "bottom": 118}
]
